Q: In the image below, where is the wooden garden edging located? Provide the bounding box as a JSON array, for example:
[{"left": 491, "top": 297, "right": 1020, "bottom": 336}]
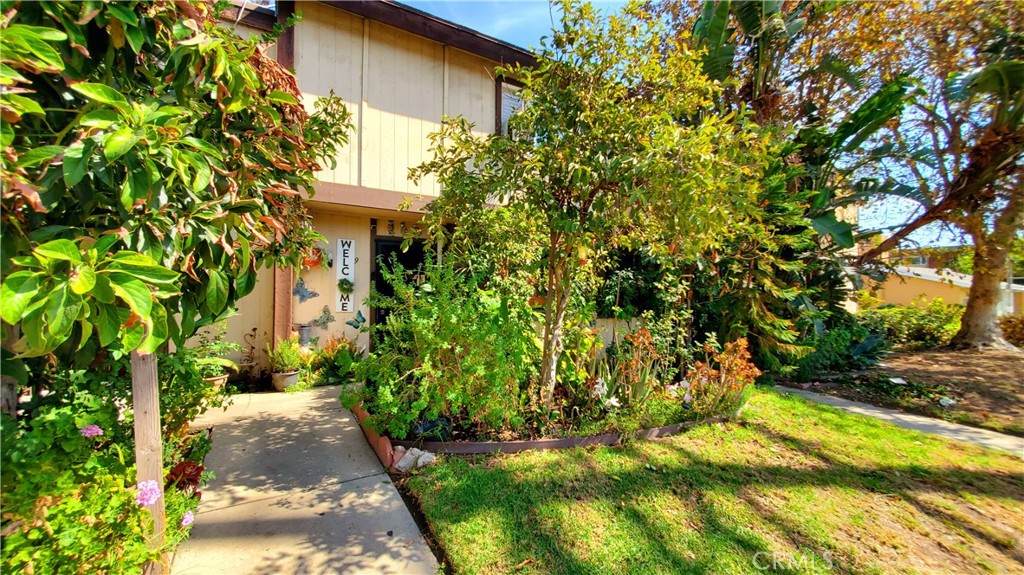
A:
[{"left": 351, "top": 403, "right": 730, "bottom": 470}]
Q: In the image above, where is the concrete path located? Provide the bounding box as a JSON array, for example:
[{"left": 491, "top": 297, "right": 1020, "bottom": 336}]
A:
[
  {"left": 173, "top": 386, "right": 438, "bottom": 575},
  {"left": 776, "top": 386, "right": 1024, "bottom": 457}
]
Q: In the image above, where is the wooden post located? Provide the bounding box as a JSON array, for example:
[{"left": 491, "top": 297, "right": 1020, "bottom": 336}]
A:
[{"left": 131, "top": 351, "right": 166, "bottom": 574}]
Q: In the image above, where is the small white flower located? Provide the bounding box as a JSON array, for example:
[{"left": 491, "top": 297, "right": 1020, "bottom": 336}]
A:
[
  {"left": 592, "top": 378, "right": 607, "bottom": 398},
  {"left": 605, "top": 396, "right": 621, "bottom": 408}
]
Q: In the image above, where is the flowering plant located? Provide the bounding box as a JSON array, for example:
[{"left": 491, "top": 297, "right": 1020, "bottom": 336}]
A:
[{"left": 687, "top": 337, "right": 761, "bottom": 418}]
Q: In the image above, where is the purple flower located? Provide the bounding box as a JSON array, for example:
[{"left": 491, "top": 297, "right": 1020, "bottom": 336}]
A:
[
  {"left": 181, "top": 511, "right": 195, "bottom": 527},
  {"left": 79, "top": 424, "right": 104, "bottom": 438},
  {"left": 683, "top": 392, "right": 693, "bottom": 403},
  {"left": 135, "top": 480, "right": 162, "bottom": 507}
]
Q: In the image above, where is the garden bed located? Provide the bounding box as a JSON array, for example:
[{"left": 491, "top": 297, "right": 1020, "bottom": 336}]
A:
[{"left": 352, "top": 403, "right": 730, "bottom": 469}]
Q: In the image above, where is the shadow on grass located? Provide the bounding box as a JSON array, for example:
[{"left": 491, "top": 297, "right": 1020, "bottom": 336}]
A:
[{"left": 408, "top": 396, "right": 1024, "bottom": 575}]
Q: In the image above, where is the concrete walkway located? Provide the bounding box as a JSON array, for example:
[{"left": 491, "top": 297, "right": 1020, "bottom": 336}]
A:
[
  {"left": 777, "top": 386, "right": 1024, "bottom": 457},
  {"left": 173, "top": 386, "right": 438, "bottom": 575}
]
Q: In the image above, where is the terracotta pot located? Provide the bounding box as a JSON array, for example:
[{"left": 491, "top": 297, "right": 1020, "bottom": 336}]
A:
[
  {"left": 204, "top": 374, "right": 229, "bottom": 390},
  {"left": 271, "top": 371, "right": 300, "bottom": 391}
]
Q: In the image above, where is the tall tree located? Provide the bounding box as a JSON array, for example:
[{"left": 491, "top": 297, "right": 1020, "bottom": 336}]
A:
[
  {"left": 413, "top": 0, "right": 768, "bottom": 409},
  {"left": 854, "top": 3, "right": 1024, "bottom": 349}
]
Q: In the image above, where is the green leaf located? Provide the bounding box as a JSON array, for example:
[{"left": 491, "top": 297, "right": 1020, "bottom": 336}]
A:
[
  {"left": 43, "top": 286, "right": 75, "bottom": 338},
  {"left": 70, "top": 83, "right": 131, "bottom": 116},
  {"left": 266, "top": 90, "right": 298, "bottom": 105},
  {"left": 69, "top": 264, "right": 97, "bottom": 295},
  {"left": 107, "top": 272, "right": 153, "bottom": 319},
  {"left": 0, "top": 271, "right": 41, "bottom": 323},
  {"left": 80, "top": 109, "right": 120, "bottom": 128},
  {"left": 15, "top": 145, "right": 63, "bottom": 168},
  {"left": 179, "top": 136, "right": 224, "bottom": 160},
  {"left": 2, "top": 93, "right": 45, "bottom": 117},
  {"left": 63, "top": 140, "right": 91, "bottom": 187},
  {"left": 35, "top": 239, "right": 83, "bottom": 263},
  {"left": 106, "top": 3, "right": 139, "bottom": 26},
  {"left": 205, "top": 270, "right": 229, "bottom": 315},
  {"left": 96, "top": 304, "right": 121, "bottom": 347},
  {"left": 104, "top": 126, "right": 139, "bottom": 161},
  {"left": 810, "top": 214, "right": 854, "bottom": 249},
  {"left": 91, "top": 274, "right": 116, "bottom": 304},
  {"left": 0, "top": 63, "right": 29, "bottom": 85},
  {"left": 77, "top": 318, "right": 93, "bottom": 351},
  {"left": 104, "top": 261, "right": 179, "bottom": 287},
  {"left": 137, "top": 303, "right": 168, "bottom": 354},
  {"left": 832, "top": 76, "right": 911, "bottom": 153},
  {"left": 92, "top": 234, "right": 121, "bottom": 256}
]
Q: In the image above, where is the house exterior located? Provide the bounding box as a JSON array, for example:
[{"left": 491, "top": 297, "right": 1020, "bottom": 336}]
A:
[
  {"left": 214, "top": 1, "right": 533, "bottom": 368},
  {"left": 870, "top": 266, "right": 1024, "bottom": 315}
]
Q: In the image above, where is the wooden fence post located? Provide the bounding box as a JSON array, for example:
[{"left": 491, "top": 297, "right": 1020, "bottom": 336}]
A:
[{"left": 131, "top": 351, "right": 166, "bottom": 574}]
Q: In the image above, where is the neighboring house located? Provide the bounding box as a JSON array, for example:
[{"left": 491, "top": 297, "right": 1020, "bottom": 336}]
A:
[
  {"left": 870, "top": 266, "right": 1024, "bottom": 315},
  {"left": 211, "top": 1, "right": 533, "bottom": 368}
]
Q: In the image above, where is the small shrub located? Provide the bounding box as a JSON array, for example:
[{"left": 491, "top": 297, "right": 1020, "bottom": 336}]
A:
[
  {"left": 310, "top": 335, "right": 361, "bottom": 386},
  {"left": 687, "top": 337, "right": 761, "bottom": 418},
  {"left": 858, "top": 297, "right": 963, "bottom": 349},
  {"left": 347, "top": 260, "right": 538, "bottom": 439},
  {"left": 191, "top": 322, "right": 242, "bottom": 379},
  {"left": 792, "top": 324, "right": 887, "bottom": 382},
  {"left": 999, "top": 314, "right": 1024, "bottom": 347},
  {"left": 265, "top": 336, "right": 305, "bottom": 373},
  {"left": 160, "top": 348, "right": 231, "bottom": 437}
]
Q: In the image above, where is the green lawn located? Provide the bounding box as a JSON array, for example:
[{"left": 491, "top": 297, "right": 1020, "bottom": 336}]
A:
[{"left": 406, "top": 389, "right": 1024, "bottom": 575}]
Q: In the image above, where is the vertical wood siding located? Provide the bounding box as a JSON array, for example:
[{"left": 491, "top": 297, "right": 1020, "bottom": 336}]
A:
[{"left": 293, "top": 3, "right": 499, "bottom": 197}]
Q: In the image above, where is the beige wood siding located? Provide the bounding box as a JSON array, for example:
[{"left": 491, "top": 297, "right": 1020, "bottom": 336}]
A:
[
  {"left": 362, "top": 21, "right": 443, "bottom": 196},
  {"left": 446, "top": 48, "right": 497, "bottom": 134},
  {"left": 294, "top": 2, "right": 362, "bottom": 187},
  {"left": 292, "top": 4, "right": 501, "bottom": 199}
]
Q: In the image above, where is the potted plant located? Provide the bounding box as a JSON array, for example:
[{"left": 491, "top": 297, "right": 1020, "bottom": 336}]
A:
[
  {"left": 302, "top": 246, "right": 332, "bottom": 269},
  {"left": 266, "top": 336, "right": 304, "bottom": 391},
  {"left": 194, "top": 322, "right": 242, "bottom": 389}
]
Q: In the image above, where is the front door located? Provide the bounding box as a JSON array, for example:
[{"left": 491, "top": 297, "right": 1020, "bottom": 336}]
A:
[{"left": 371, "top": 237, "right": 427, "bottom": 329}]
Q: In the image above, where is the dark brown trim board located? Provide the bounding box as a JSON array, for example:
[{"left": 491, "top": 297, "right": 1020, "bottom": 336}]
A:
[
  {"left": 276, "top": 0, "right": 296, "bottom": 69},
  {"left": 320, "top": 0, "right": 535, "bottom": 67},
  {"left": 219, "top": 4, "right": 276, "bottom": 31}
]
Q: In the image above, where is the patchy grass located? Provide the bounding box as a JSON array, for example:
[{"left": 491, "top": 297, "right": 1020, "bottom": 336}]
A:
[
  {"left": 405, "top": 388, "right": 1024, "bottom": 575},
  {"left": 800, "top": 349, "right": 1024, "bottom": 436}
]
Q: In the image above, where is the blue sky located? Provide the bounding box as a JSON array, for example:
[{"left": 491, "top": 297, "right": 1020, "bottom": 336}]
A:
[
  {"left": 404, "top": 0, "right": 626, "bottom": 50},
  {"left": 400, "top": 1, "right": 962, "bottom": 248}
]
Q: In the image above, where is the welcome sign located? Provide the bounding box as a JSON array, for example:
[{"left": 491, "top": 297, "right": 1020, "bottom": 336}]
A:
[{"left": 336, "top": 238, "right": 356, "bottom": 312}]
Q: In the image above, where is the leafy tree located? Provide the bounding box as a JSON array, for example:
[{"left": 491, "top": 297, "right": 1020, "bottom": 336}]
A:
[
  {"left": 854, "top": 3, "right": 1024, "bottom": 349},
  {"left": 646, "top": 0, "right": 911, "bottom": 370},
  {"left": 0, "top": 2, "right": 349, "bottom": 567},
  {"left": 413, "top": 0, "right": 767, "bottom": 409},
  {"left": 0, "top": 0, "right": 351, "bottom": 372}
]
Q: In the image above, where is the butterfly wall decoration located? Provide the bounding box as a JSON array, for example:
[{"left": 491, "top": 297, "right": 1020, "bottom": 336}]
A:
[
  {"left": 311, "top": 306, "right": 336, "bottom": 328},
  {"left": 292, "top": 277, "right": 319, "bottom": 303},
  {"left": 345, "top": 310, "right": 366, "bottom": 330}
]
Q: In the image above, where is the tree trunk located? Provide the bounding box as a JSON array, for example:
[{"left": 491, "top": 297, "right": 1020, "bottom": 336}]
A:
[
  {"left": 949, "top": 238, "right": 1014, "bottom": 349},
  {"left": 538, "top": 232, "right": 571, "bottom": 410},
  {"left": 948, "top": 191, "right": 1023, "bottom": 351}
]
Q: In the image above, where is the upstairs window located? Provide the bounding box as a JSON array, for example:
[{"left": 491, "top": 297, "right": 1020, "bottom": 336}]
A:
[{"left": 498, "top": 80, "right": 523, "bottom": 136}]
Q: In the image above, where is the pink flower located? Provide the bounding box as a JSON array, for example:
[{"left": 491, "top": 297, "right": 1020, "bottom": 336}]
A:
[
  {"left": 79, "top": 424, "right": 104, "bottom": 438},
  {"left": 135, "top": 480, "right": 162, "bottom": 507},
  {"left": 181, "top": 511, "right": 195, "bottom": 527}
]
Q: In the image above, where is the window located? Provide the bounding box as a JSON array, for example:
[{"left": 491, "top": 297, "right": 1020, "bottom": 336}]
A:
[{"left": 498, "top": 80, "right": 523, "bottom": 136}]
